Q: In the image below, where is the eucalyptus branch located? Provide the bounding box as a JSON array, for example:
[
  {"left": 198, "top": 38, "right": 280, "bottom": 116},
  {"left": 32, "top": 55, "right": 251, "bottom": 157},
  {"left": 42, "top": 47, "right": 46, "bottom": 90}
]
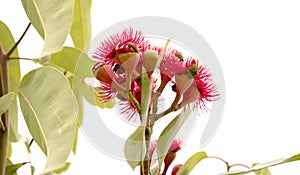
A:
[
  {"left": 7, "top": 23, "right": 31, "bottom": 56},
  {"left": 207, "top": 156, "right": 251, "bottom": 172},
  {"left": 154, "top": 91, "right": 182, "bottom": 121},
  {"left": 0, "top": 22, "right": 32, "bottom": 174},
  {"left": 0, "top": 45, "right": 10, "bottom": 175},
  {"left": 229, "top": 163, "right": 251, "bottom": 170},
  {"left": 207, "top": 156, "right": 230, "bottom": 171}
]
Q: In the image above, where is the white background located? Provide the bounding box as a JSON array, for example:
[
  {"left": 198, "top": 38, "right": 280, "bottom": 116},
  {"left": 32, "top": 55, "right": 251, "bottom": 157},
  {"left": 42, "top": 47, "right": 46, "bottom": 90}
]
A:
[{"left": 1, "top": 0, "right": 300, "bottom": 174}]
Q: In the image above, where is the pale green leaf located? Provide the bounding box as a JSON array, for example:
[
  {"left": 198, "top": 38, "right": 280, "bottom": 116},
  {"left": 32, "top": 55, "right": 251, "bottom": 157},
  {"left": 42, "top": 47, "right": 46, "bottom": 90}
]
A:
[
  {"left": 176, "top": 152, "right": 207, "bottom": 175},
  {"left": 53, "top": 163, "right": 71, "bottom": 174},
  {"left": 141, "top": 67, "right": 152, "bottom": 124},
  {"left": 21, "top": 0, "right": 74, "bottom": 56},
  {"left": 283, "top": 154, "right": 300, "bottom": 163},
  {"left": 225, "top": 154, "right": 300, "bottom": 175},
  {"left": 70, "top": 0, "right": 92, "bottom": 49},
  {"left": 254, "top": 168, "right": 272, "bottom": 175},
  {"left": 31, "top": 165, "right": 35, "bottom": 175},
  {"left": 44, "top": 46, "right": 115, "bottom": 111},
  {"left": 6, "top": 159, "right": 13, "bottom": 166},
  {"left": 5, "top": 161, "right": 28, "bottom": 175},
  {"left": 0, "top": 92, "right": 14, "bottom": 132},
  {"left": 18, "top": 67, "right": 76, "bottom": 173},
  {"left": 0, "top": 92, "right": 15, "bottom": 116},
  {"left": 124, "top": 126, "right": 146, "bottom": 170},
  {"left": 155, "top": 109, "right": 191, "bottom": 170},
  {"left": 0, "top": 20, "right": 21, "bottom": 142}
]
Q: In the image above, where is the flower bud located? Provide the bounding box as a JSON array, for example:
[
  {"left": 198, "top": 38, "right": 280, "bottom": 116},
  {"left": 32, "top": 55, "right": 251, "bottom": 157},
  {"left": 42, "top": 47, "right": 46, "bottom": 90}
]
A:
[
  {"left": 179, "top": 85, "right": 201, "bottom": 108},
  {"left": 93, "top": 63, "right": 115, "bottom": 85},
  {"left": 187, "top": 64, "right": 199, "bottom": 78},
  {"left": 142, "top": 50, "right": 159, "bottom": 73},
  {"left": 164, "top": 152, "right": 177, "bottom": 171},
  {"left": 118, "top": 52, "right": 139, "bottom": 73},
  {"left": 171, "top": 164, "right": 182, "bottom": 175},
  {"left": 175, "top": 74, "right": 194, "bottom": 95},
  {"left": 113, "top": 42, "right": 140, "bottom": 74}
]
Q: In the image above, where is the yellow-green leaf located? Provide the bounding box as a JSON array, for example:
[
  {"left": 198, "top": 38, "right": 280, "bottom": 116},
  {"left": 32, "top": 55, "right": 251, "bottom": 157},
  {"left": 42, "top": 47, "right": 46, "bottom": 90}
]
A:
[
  {"left": 44, "top": 47, "right": 114, "bottom": 110},
  {"left": 53, "top": 163, "right": 71, "bottom": 174},
  {"left": 225, "top": 154, "right": 300, "bottom": 175},
  {"left": 5, "top": 161, "right": 28, "bottom": 175},
  {"left": 177, "top": 152, "right": 207, "bottom": 175},
  {"left": 0, "top": 92, "right": 15, "bottom": 116},
  {"left": 21, "top": 0, "right": 74, "bottom": 56},
  {"left": 70, "top": 0, "right": 92, "bottom": 49},
  {"left": 18, "top": 67, "right": 76, "bottom": 173},
  {"left": 124, "top": 126, "right": 146, "bottom": 170},
  {"left": 154, "top": 109, "right": 191, "bottom": 171},
  {"left": 0, "top": 20, "right": 21, "bottom": 142}
]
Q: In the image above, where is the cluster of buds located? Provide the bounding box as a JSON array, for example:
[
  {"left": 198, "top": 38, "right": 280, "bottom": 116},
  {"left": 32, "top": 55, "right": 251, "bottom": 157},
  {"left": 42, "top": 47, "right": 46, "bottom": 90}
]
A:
[{"left": 92, "top": 28, "right": 218, "bottom": 121}]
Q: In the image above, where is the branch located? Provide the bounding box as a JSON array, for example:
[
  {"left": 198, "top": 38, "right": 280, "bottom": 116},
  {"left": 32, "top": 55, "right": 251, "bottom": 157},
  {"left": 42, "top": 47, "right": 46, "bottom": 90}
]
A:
[{"left": 7, "top": 23, "right": 31, "bottom": 56}]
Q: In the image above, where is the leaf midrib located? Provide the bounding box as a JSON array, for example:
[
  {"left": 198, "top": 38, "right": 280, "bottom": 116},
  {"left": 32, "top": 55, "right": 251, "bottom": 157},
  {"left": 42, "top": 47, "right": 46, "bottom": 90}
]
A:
[{"left": 18, "top": 90, "right": 49, "bottom": 157}]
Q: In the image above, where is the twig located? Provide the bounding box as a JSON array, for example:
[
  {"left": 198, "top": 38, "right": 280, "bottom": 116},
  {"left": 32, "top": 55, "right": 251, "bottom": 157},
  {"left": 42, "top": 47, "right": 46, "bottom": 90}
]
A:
[{"left": 7, "top": 23, "right": 31, "bottom": 56}]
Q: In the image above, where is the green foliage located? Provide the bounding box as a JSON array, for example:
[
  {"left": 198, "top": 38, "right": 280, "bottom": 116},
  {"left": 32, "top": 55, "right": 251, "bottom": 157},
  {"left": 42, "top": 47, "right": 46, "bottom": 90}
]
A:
[
  {"left": 124, "top": 126, "right": 146, "bottom": 170},
  {"left": 18, "top": 67, "right": 76, "bottom": 173},
  {"left": 254, "top": 168, "right": 272, "bottom": 175},
  {"left": 53, "top": 163, "right": 71, "bottom": 174},
  {"left": 5, "top": 160, "right": 28, "bottom": 175},
  {"left": 44, "top": 47, "right": 115, "bottom": 120},
  {"left": 153, "top": 109, "right": 191, "bottom": 172},
  {"left": 21, "top": 0, "right": 74, "bottom": 56},
  {"left": 176, "top": 152, "right": 207, "bottom": 175},
  {"left": 0, "top": 20, "right": 21, "bottom": 142},
  {"left": 0, "top": 92, "right": 15, "bottom": 116},
  {"left": 70, "top": 0, "right": 92, "bottom": 49},
  {"left": 225, "top": 154, "right": 300, "bottom": 175},
  {"left": 141, "top": 68, "right": 152, "bottom": 123}
]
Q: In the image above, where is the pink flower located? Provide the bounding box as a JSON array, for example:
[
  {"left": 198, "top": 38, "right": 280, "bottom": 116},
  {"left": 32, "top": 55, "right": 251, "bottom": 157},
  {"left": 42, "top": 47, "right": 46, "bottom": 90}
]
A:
[
  {"left": 92, "top": 28, "right": 149, "bottom": 67},
  {"left": 168, "top": 139, "right": 183, "bottom": 152},
  {"left": 160, "top": 48, "right": 185, "bottom": 79},
  {"left": 179, "top": 58, "right": 218, "bottom": 109},
  {"left": 157, "top": 48, "right": 186, "bottom": 94}
]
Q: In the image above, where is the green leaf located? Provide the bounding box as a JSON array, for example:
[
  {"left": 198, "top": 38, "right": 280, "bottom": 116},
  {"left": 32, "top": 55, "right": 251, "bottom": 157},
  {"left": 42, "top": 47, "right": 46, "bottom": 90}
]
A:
[
  {"left": 0, "top": 92, "right": 15, "bottom": 116},
  {"left": 155, "top": 109, "right": 191, "bottom": 170},
  {"left": 124, "top": 126, "right": 146, "bottom": 170},
  {"left": 141, "top": 67, "right": 152, "bottom": 124},
  {"left": 0, "top": 20, "right": 21, "bottom": 142},
  {"left": 53, "top": 163, "right": 71, "bottom": 174},
  {"left": 225, "top": 154, "right": 300, "bottom": 175},
  {"left": 5, "top": 161, "right": 28, "bottom": 175},
  {"left": 176, "top": 152, "right": 207, "bottom": 175},
  {"left": 21, "top": 0, "right": 74, "bottom": 56},
  {"left": 70, "top": 0, "right": 92, "bottom": 49},
  {"left": 0, "top": 92, "right": 15, "bottom": 131},
  {"left": 283, "top": 154, "right": 300, "bottom": 163},
  {"left": 254, "top": 168, "right": 271, "bottom": 175},
  {"left": 31, "top": 165, "right": 35, "bottom": 175},
  {"left": 18, "top": 67, "right": 76, "bottom": 173},
  {"left": 44, "top": 47, "right": 115, "bottom": 111}
]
